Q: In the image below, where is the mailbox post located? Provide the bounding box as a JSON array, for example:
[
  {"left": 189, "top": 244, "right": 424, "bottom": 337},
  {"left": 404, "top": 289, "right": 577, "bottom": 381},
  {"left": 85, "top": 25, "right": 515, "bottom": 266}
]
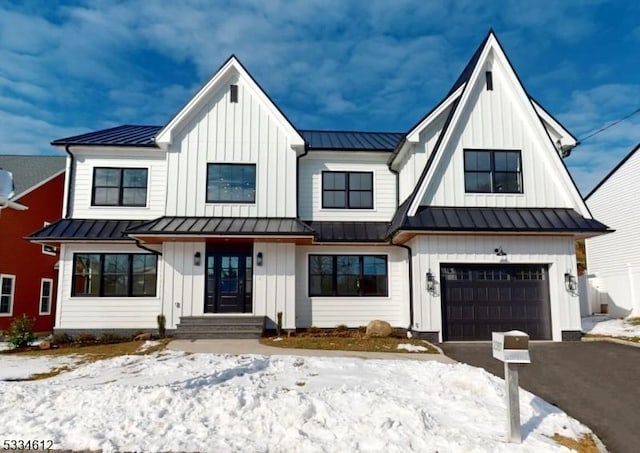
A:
[{"left": 492, "top": 330, "right": 530, "bottom": 443}]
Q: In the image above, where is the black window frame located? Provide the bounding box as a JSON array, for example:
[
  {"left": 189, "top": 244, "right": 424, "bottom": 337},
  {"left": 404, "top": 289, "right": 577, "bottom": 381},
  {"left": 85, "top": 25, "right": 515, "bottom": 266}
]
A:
[
  {"left": 308, "top": 254, "right": 388, "bottom": 297},
  {"left": 206, "top": 163, "right": 256, "bottom": 204},
  {"left": 322, "top": 171, "right": 374, "bottom": 209},
  {"left": 71, "top": 253, "right": 158, "bottom": 297},
  {"left": 91, "top": 167, "right": 148, "bottom": 207},
  {"left": 463, "top": 149, "right": 523, "bottom": 194}
]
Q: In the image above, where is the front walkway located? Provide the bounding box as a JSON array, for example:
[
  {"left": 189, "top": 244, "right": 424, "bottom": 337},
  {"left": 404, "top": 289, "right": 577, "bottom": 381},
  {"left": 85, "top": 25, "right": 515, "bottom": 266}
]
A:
[{"left": 168, "top": 339, "right": 455, "bottom": 363}]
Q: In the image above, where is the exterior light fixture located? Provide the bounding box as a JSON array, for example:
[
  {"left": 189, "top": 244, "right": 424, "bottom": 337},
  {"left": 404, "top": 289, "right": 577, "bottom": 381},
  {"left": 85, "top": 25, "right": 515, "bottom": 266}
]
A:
[
  {"left": 564, "top": 272, "right": 577, "bottom": 293},
  {"left": 194, "top": 251, "right": 201, "bottom": 266},
  {"left": 256, "top": 252, "right": 263, "bottom": 267},
  {"left": 426, "top": 270, "right": 436, "bottom": 293},
  {"left": 495, "top": 247, "right": 507, "bottom": 256}
]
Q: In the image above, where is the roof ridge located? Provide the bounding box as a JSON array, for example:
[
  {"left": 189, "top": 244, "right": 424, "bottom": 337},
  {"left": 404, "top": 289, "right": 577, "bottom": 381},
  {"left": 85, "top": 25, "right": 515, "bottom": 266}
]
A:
[{"left": 298, "top": 129, "right": 404, "bottom": 135}]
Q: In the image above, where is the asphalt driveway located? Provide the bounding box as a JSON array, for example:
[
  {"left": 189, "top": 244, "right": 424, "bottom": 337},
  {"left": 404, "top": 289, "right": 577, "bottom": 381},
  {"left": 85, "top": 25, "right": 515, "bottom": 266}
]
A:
[{"left": 439, "top": 341, "right": 640, "bottom": 453}]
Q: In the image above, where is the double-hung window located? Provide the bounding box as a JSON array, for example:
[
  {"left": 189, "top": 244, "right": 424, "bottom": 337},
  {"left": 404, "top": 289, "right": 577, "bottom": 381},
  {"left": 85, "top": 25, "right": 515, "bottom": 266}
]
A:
[
  {"left": 92, "top": 168, "right": 148, "bottom": 206},
  {"left": 0, "top": 274, "right": 16, "bottom": 315},
  {"left": 72, "top": 254, "right": 157, "bottom": 297},
  {"left": 207, "top": 163, "right": 256, "bottom": 203},
  {"left": 39, "top": 278, "right": 53, "bottom": 315},
  {"left": 464, "top": 150, "right": 522, "bottom": 193},
  {"left": 309, "top": 255, "right": 388, "bottom": 297},
  {"left": 322, "top": 171, "right": 373, "bottom": 209}
]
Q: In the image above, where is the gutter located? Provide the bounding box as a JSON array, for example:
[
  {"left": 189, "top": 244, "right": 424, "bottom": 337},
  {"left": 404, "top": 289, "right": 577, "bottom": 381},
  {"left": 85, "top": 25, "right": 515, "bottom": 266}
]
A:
[
  {"left": 63, "top": 145, "right": 74, "bottom": 219},
  {"left": 391, "top": 235, "right": 414, "bottom": 332},
  {"left": 134, "top": 238, "right": 162, "bottom": 256},
  {"left": 296, "top": 144, "right": 309, "bottom": 219}
]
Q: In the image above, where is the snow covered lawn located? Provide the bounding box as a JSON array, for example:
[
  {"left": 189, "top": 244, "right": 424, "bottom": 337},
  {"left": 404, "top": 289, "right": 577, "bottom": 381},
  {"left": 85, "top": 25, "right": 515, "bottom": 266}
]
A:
[
  {"left": 0, "top": 350, "right": 593, "bottom": 452},
  {"left": 582, "top": 316, "right": 640, "bottom": 340}
]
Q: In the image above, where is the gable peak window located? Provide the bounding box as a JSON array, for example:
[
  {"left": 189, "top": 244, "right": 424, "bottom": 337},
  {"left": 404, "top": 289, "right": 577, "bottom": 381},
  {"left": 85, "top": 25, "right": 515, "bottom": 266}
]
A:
[
  {"left": 207, "top": 163, "right": 256, "bottom": 203},
  {"left": 464, "top": 149, "right": 522, "bottom": 194},
  {"left": 92, "top": 167, "right": 148, "bottom": 207},
  {"left": 230, "top": 84, "right": 238, "bottom": 103},
  {"left": 322, "top": 171, "right": 373, "bottom": 209}
]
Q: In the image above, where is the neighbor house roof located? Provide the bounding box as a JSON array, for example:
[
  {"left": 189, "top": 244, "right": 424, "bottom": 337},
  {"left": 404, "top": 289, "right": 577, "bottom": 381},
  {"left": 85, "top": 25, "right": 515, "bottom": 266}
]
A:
[
  {"left": 0, "top": 155, "right": 66, "bottom": 198},
  {"left": 52, "top": 126, "right": 404, "bottom": 152}
]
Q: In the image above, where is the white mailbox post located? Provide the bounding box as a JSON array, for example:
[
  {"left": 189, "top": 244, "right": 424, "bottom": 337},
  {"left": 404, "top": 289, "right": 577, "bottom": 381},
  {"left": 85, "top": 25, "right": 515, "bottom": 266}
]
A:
[{"left": 492, "top": 330, "right": 530, "bottom": 443}]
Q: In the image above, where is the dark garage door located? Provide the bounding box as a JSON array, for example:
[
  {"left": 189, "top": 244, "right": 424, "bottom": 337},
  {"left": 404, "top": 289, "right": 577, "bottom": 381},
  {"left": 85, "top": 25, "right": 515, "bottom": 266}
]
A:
[{"left": 441, "top": 264, "right": 551, "bottom": 341}]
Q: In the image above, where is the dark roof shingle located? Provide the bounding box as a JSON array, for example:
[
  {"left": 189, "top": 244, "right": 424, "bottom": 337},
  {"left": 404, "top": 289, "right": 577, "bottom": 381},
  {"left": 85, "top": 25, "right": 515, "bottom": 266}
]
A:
[{"left": 0, "top": 155, "right": 66, "bottom": 197}]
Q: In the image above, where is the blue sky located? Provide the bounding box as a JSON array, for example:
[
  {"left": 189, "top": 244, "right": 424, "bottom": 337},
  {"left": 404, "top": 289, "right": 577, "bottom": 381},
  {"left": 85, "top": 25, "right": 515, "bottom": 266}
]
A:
[{"left": 1, "top": 0, "right": 638, "bottom": 195}]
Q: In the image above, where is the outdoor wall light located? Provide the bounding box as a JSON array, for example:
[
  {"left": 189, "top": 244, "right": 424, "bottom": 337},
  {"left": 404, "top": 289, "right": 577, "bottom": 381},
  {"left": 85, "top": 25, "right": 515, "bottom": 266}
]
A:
[
  {"left": 494, "top": 246, "right": 507, "bottom": 257},
  {"left": 426, "top": 270, "right": 436, "bottom": 293},
  {"left": 256, "top": 252, "right": 263, "bottom": 267},
  {"left": 193, "top": 251, "right": 201, "bottom": 266},
  {"left": 564, "top": 272, "right": 577, "bottom": 293}
]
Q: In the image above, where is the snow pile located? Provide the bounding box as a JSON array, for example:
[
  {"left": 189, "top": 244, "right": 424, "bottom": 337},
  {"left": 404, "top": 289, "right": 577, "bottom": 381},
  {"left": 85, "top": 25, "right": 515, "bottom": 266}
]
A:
[
  {"left": 138, "top": 340, "right": 161, "bottom": 351},
  {"left": 0, "top": 342, "right": 12, "bottom": 352},
  {"left": 396, "top": 343, "right": 428, "bottom": 352},
  {"left": 582, "top": 316, "right": 640, "bottom": 339},
  {"left": 0, "top": 350, "right": 592, "bottom": 452}
]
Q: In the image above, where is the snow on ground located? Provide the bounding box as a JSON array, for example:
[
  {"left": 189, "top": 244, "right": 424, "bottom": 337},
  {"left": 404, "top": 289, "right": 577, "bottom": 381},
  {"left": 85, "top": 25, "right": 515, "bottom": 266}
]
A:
[
  {"left": 0, "top": 341, "right": 11, "bottom": 351},
  {"left": 396, "top": 343, "right": 428, "bottom": 352},
  {"left": 0, "top": 350, "right": 591, "bottom": 452},
  {"left": 0, "top": 353, "right": 83, "bottom": 381},
  {"left": 582, "top": 315, "right": 640, "bottom": 338}
]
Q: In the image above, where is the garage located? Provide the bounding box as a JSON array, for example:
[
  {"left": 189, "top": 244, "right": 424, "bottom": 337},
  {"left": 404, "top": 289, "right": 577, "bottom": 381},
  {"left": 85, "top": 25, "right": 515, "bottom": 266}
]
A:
[{"left": 441, "top": 264, "right": 551, "bottom": 341}]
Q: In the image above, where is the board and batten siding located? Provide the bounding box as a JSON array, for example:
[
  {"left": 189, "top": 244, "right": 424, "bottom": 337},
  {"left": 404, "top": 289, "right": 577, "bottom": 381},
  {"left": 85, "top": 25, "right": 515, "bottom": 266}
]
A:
[
  {"left": 585, "top": 149, "right": 640, "bottom": 317},
  {"left": 298, "top": 152, "right": 397, "bottom": 221},
  {"left": 165, "top": 76, "right": 297, "bottom": 218},
  {"left": 55, "top": 244, "right": 163, "bottom": 329},
  {"left": 294, "top": 245, "right": 409, "bottom": 328},
  {"left": 418, "top": 62, "right": 579, "bottom": 210},
  {"left": 396, "top": 109, "right": 449, "bottom": 205},
  {"left": 253, "top": 242, "right": 296, "bottom": 329},
  {"left": 68, "top": 148, "right": 167, "bottom": 220},
  {"left": 409, "top": 235, "right": 579, "bottom": 342}
]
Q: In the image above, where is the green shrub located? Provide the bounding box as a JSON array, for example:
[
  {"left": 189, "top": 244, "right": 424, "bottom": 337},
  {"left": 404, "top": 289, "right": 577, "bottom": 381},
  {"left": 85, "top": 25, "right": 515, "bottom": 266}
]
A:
[
  {"left": 76, "top": 332, "right": 97, "bottom": 344},
  {"left": 99, "top": 332, "right": 124, "bottom": 344},
  {"left": 51, "top": 332, "right": 73, "bottom": 345},
  {"left": 334, "top": 324, "right": 349, "bottom": 332},
  {"left": 157, "top": 314, "right": 166, "bottom": 339},
  {"left": 7, "top": 314, "right": 36, "bottom": 349}
]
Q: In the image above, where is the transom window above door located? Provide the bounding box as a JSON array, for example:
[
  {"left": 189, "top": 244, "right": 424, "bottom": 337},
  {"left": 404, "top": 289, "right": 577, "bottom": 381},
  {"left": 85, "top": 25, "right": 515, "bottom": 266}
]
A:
[
  {"left": 464, "top": 150, "right": 522, "bottom": 193},
  {"left": 92, "top": 167, "right": 148, "bottom": 206},
  {"left": 322, "top": 171, "right": 373, "bottom": 209},
  {"left": 207, "top": 164, "right": 256, "bottom": 203}
]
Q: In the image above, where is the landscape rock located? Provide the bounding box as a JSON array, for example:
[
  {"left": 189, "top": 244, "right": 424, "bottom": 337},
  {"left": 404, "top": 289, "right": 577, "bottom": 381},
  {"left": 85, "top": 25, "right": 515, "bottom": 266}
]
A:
[
  {"left": 134, "top": 333, "right": 152, "bottom": 341},
  {"left": 38, "top": 341, "right": 51, "bottom": 350},
  {"left": 365, "top": 320, "right": 393, "bottom": 338}
]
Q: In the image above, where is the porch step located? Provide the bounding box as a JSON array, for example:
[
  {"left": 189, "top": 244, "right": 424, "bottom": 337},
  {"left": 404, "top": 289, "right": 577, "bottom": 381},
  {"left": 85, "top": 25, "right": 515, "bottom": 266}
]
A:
[{"left": 174, "top": 316, "right": 265, "bottom": 339}]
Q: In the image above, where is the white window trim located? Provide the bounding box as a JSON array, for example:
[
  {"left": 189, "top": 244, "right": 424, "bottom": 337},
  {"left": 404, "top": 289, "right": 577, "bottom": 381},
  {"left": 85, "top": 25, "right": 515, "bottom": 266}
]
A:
[
  {"left": 0, "top": 274, "right": 16, "bottom": 317},
  {"left": 39, "top": 278, "right": 53, "bottom": 315},
  {"left": 319, "top": 169, "right": 378, "bottom": 211},
  {"left": 42, "top": 222, "right": 57, "bottom": 256}
]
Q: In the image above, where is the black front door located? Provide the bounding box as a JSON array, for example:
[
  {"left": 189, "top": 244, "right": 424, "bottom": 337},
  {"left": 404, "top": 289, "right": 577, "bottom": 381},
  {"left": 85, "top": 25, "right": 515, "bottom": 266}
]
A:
[{"left": 205, "top": 248, "right": 253, "bottom": 313}]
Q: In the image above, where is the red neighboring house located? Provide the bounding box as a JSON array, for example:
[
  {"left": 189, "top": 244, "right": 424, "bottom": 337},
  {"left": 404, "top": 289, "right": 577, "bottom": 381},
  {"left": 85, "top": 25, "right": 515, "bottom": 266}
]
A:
[{"left": 0, "top": 155, "right": 66, "bottom": 333}]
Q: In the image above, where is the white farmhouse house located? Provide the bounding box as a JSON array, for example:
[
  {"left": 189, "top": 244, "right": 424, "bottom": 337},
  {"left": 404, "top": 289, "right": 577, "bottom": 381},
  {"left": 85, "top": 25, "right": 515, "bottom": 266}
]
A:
[
  {"left": 582, "top": 144, "right": 640, "bottom": 318},
  {"left": 31, "top": 31, "right": 609, "bottom": 342}
]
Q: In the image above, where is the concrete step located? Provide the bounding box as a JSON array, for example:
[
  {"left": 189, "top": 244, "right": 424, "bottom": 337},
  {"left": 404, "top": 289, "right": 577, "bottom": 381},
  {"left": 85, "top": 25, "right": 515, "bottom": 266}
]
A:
[
  {"left": 178, "top": 316, "right": 265, "bottom": 326},
  {"left": 174, "top": 331, "right": 262, "bottom": 340},
  {"left": 176, "top": 324, "right": 263, "bottom": 332}
]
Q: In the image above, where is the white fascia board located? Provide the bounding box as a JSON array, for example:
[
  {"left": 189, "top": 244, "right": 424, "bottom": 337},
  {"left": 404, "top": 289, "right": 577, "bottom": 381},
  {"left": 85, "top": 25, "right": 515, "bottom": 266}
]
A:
[
  {"left": 155, "top": 56, "right": 305, "bottom": 152},
  {"left": 406, "top": 84, "right": 465, "bottom": 144},
  {"left": 532, "top": 100, "right": 577, "bottom": 147}
]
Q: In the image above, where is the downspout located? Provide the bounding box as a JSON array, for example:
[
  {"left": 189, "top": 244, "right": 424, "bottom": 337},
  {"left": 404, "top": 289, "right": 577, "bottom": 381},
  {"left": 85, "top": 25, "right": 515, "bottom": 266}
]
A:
[
  {"left": 63, "top": 145, "right": 74, "bottom": 219},
  {"left": 391, "top": 236, "right": 414, "bottom": 332},
  {"left": 296, "top": 145, "right": 309, "bottom": 219}
]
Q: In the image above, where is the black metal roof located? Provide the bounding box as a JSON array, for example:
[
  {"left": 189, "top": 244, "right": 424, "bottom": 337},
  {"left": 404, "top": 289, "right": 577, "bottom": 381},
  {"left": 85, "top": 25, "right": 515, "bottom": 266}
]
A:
[
  {"left": 304, "top": 221, "right": 389, "bottom": 242},
  {"left": 299, "top": 130, "right": 404, "bottom": 151},
  {"left": 128, "top": 217, "right": 314, "bottom": 236},
  {"left": 51, "top": 125, "right": 162, "bottom": 147},
  {"left": 28, "top": 219, "right": 147, "bottom": 241},
  {"left": 398, "top": 207, "right": 610, "bottom": 233}
]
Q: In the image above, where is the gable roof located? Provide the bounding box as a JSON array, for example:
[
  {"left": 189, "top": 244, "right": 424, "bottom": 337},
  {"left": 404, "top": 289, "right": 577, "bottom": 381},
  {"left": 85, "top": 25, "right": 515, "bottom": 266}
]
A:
[
  {"left": 0, "top": 155, "right": 66, "bottom": 199},
  {"left": 585, "top": 143, "right": 640, "bottom": 200},
  {"left": 154, "top": 55, "right": 305, "bottom": 151},
  {"left": 400, "top": 30, "right": 590, "bottom": 222}
]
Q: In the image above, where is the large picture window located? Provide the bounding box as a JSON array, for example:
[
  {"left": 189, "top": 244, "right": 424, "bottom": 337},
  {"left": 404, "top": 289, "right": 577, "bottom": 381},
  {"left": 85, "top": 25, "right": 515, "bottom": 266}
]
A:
[
  {"left": 0, "top": 274, "right": 15, "bottom": 315},
  {"left": 92, "top": 168, "right": 148, "bottom": 206},
  {"left": 322, "top": 171, "right": 373, "bottom": 209},
  {"left": 464, "top": 150, "right": 522, "bottom": 193},
  {"left": 207, "top": 163, "right": 256, "bottom": 203},
  {"left": 309, "top": 255, "right": 388, "bottom": 297},
  {"left": 72, "top": 253, "right": 157, "bottom": 297}
]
